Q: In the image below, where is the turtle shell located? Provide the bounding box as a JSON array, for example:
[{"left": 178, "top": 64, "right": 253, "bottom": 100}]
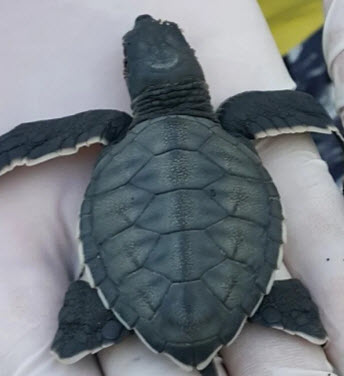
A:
[{"left": 79, "top": 115, "right": 283, "bottom": 370}]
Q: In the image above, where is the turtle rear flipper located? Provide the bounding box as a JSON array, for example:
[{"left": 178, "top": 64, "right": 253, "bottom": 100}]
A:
[
  {"left": 0, "top": 109, "right": 132, "bottom": 176},
  {"left": 217, "top": 90, "right": 344, "bottom": 142},
  {"left": 199, "top": 357, "right": 224, "bottom": 376},
  {"left": 51, "top": 280, "right": 129, "bottom": 364},
  {"left": 249, "top": 278, "right": 327, "bottom": 345}
]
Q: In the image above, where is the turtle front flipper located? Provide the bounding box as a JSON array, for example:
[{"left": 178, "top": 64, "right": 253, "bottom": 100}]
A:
[
  {"left": 51, "top": 280, "right": 129, "bottom": 364},
  {"left": 217, "top": 90, "right": 344, "bottom": 141},
  {"left": 249, "top": 278, "right": 327, "bottom": 345},
  {"left": 0, "top": 109, "right": 132, "bottom": 176}
]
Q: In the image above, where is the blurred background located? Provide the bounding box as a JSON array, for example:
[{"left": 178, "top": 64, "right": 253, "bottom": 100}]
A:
[{"left": 259, "top": 0, "right": 344, "bottom": 185}]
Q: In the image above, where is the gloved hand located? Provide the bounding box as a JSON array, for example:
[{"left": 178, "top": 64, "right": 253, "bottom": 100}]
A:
[
  {"left": 0, "top": 1, "right": 343, "bottom": 375},
  {"left": 323, "top": 0, "right": 344, "bottom": 116}
]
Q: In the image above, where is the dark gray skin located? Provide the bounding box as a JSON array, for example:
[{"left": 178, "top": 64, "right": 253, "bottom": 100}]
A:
[
  {"left": 123, "top": 15, "right": 217, "bottom": 126},
  {"left": 0, "top": 14, "right": 338, "bottom": 376}
]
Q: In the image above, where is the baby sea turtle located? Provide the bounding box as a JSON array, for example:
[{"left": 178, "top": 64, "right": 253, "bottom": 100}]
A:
[{"left": 1, "top": 14, "right": 342, "bottom": 376}]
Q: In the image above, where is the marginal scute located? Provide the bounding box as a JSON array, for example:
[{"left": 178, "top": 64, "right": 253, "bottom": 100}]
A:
[
  {"left": 112, "top": 296, "right": 139, "bottom": 327},
  {"left": 98, "top": 279, "right": 119, "bottom": 307},
  {"left": 87, "top": 257, "right": 107, "bottom": 285},
  {"left": 193, "top": 117, "right": 217, "bottom": 130},
  {"left": 134, "top": 318, "right": 166, "bottom": 352},
  {"left": 254, "top": 263, "right": 275, "bottom": 294},
  {"left": 269, "top": 198, "right": 283, "bottom": 219},
  {"left": 163, "top": 343, "right": 195, "bottom": 368},
  {"left": 79, "top": 233, "right": 99, "bottom": 262},
  {"left": 92, "top": 134, "right": 137, "bottom": 179},
  {"left": 79, "top": 213, "right": 92, "bottom": 234},
  {"left": 265, "top": 181, "right": 280, "bottom": 197},
  {"left": 129, "top": 117, "right": 154, "bottom": 134},
  {"left": 268, "top": 217, "right": 283, "bottom": 243},
  {"left": 265, "top": 239, "right": 282, "bottom": 267}
]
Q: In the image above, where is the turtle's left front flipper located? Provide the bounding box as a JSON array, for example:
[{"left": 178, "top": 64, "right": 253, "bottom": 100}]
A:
[
  {"left": 217, "top": 90, "right": 344, "bottom": 142},
  {"left": 249, "top": 279, "right": 327, "bottom": 345},
  {"left": 0, "top": 109, "right": 132, "bottom": 176}
]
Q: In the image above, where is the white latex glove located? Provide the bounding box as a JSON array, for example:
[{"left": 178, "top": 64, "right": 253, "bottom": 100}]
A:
[
  {"left": 0, "top": 1, "right": 343, "bottom": 376},
  {"left": 323, "top": 0, "right": 344, "bottom": 114},
  {"left": 318, "top": 1, "right": 344, "bottom": 373}
]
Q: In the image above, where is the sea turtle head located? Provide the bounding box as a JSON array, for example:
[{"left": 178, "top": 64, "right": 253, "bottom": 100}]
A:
[{"left": 122, "top": 14, "right": 205, "bottom": 101}]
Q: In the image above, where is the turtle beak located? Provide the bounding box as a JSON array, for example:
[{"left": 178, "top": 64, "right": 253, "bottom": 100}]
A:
[{"left": 122, "top": 14, "right": 205, "bottom": 100}]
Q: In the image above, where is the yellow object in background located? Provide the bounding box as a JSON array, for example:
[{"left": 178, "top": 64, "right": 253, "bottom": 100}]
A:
[{"left": 258, "top": 0, "right": 324, "bottom": 55}]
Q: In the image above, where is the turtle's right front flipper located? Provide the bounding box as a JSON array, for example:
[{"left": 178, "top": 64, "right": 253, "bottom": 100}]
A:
[
  {"left": 52, "top": 280, "right": 129, "bottom": 364},
  {"left": 217, "top": 90, "right": 344, "bottom": 142},
  {"left": 0, "top": 109, "right": 132, "bottom": 176}
]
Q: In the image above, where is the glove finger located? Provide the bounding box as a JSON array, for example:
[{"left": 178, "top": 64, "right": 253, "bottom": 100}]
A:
[
  {"left": 0, "top": 149, "right": 102, "bottom": 376},
  {"left": 256, "top": 133, "right": 344, "bottom": 374},
  {"left": 221, "top": 323, "right": 335, "bottom": 376},
  {"left": 98, "top": 336, "right": 204, "bottom": 376}
]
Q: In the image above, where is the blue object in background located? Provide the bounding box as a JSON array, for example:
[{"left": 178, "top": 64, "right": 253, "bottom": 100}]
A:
[{"left": 284, "top": 28, "right": 344, "bottom": 185}]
